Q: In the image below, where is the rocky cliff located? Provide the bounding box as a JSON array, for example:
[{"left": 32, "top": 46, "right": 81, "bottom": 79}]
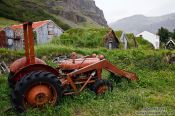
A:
[
  {"left": 0, "top": 0, "right": 107, "bottom": 29},
  {"left": 47, "top": 0, "right": 107, "bottom": 26}
]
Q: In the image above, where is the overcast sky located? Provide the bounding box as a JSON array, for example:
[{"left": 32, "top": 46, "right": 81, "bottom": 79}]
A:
[{"left": 94, "top": 0, "right": 175, "bottom": 24}]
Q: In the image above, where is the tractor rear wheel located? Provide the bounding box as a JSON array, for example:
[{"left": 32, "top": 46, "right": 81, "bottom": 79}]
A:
[
  {"left": 8, "top": 72, "right": 15, "bottom": 89},
  {"left": 92, "top": 79, "right": 113, "bottom": 95},
  {"left": 11, "top": 71, "right": 63, "bottom": 112}
]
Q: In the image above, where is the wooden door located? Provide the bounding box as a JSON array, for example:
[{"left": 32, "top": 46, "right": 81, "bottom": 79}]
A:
[{"left": 0, "top": 31, "right": 7, "bottom": 48}]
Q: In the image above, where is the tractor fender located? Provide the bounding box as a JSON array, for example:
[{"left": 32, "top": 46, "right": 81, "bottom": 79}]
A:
[
  {"left": 10, "top": 57, "right": 46, "bottom": 73},
  {"left": 10, "top": 64, "right": 60, "bottom": 85}
]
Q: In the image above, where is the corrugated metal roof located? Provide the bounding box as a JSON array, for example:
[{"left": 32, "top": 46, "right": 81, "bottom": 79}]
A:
[
  {"left": 0, "top": 28, "right": 4, "bottom": 31},
  {"left": 11, "top": 20, "right": 49, "bottom": 30}
]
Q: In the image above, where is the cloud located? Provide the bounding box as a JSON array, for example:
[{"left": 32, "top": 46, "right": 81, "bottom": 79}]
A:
[{"left": 94, "top": 0, "right": 175, "bottom": 23}]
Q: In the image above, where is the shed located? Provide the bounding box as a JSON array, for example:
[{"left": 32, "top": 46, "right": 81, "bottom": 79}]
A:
[
  {"left": 165, "top": 39, "right": 175, "bottom": 50},
  {"left": 1, "top": 27, "right": 22, "bottom": 50},
  {"left": 136, "top": 31, "right": 160, "bottom": 49},
  {"left": 11, "top": 20, "right": 63, "bottom": 45},
  {"left": 3, "top": 27, "right": 22, "bottom": 50},
  {"left": 103, "top": 29, "right": 120, "bottom": 49}
]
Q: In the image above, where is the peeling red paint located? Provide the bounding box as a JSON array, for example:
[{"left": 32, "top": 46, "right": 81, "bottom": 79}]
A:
[{"left": 11, "top": 20, "right": 49, "bottom": 30}]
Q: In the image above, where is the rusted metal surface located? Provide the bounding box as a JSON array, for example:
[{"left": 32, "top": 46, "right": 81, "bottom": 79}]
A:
[
  {"left": 0, "top": 30, "right": 7, "bottom": 48},
  {"left": 55, "top": 53, "right": 137, "bottom": 95},
  {"left": 28, "top": 22, "right": 35, "bottom": 64},
  {"left": 61, "top": 57, "right": 137, "bottom": 94},
  {"left": 23, "top": 22, "right": 35, "bottom": 65},
  {"left": 23, "top": 23, "right": 30, "bottom": 64},
  {"left": 25, "top": 84, "right": 57, "bottom": 107},
  {"left": 64, "top": 72, "right": 96, "bottom": 95},
  {"left": 10, "top": 57, "right": 46, "bottom": 73},
  {"left": 10, "top": 64, "right": 58, "bottom": 83},
  {"left": 10, "top": 53, "right": 138, "bottom": 96},
  {"left": 59, "top": 58, "right": 100, "bottom": 70},
  {"left": 97, "top": 85, "right": 108, "bottom": 94},
  {"left": 66, "top": 59, "right": 137, "bottom": 81}
]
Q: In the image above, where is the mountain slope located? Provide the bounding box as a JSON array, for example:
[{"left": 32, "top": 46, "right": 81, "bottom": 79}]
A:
[
  {"left": 0, "top": 0, "right": 107, "bottom": 30},
  {"left": 0, "top": 17, "right": 19, "bottom": 27},
  {"left": 110, "top": 13, "right": 175, "bottom": 34}
]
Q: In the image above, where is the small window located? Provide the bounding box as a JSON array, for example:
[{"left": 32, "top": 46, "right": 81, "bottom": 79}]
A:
[{"left": 48, "top": 30, "right": 54, "bottom": 35}]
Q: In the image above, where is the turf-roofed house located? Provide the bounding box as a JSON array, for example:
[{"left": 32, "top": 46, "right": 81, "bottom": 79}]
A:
[{"left": 103, "top": 29, "right": 120, "bottom": 49}]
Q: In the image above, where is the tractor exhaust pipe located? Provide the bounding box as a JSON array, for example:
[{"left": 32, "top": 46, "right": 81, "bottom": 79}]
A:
[{"left": 23, "top": 22, "right": 35, "bottom": 65}]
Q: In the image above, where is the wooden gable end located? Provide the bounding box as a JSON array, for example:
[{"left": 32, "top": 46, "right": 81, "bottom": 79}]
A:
[{"left": 103, "top": 29, "right": 120, "bottom": 49}]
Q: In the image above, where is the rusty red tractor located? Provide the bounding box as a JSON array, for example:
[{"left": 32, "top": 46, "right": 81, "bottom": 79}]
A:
[{"left": 8, "top": 22, "right": 138, "bottom": 112}]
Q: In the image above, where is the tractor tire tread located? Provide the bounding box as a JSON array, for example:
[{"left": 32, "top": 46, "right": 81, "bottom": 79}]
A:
[
  {"left": 92, "top": 79, "right": 113, "bottom": 95},
  {"left": 11, "top": 71, "right": 62, "bottom": 112}
]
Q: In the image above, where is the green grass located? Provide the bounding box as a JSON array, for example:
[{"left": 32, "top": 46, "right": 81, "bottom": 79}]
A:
[
  {"left": 0, "top": 17, "right": 19, "bottom": 28},
  {"left": 0, "top": 44, "right": 175, "bottom": 115},
  {"left": 51, "top": 28, "right": 109, "bottom": 48},
  {"left": 136, "top": 36, "right": 154, "bottom": 49}
]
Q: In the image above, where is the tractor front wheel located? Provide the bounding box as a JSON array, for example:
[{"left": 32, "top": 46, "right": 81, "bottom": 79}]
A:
[
  {"left": 92, "top": 79, "right": 113, "bottom": 95},
  {"left": 11, "top": 71, "right": 63, "bottom": 112}
]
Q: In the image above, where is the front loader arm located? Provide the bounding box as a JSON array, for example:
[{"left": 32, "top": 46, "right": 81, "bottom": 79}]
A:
[
  {"left": 68, "top": 59, "right": 138, "bottom": 81},
  {"left": 103, "top": 60, "right": 138, "bottom": 80},
  {"left": 66, "top": 59, "right": 138, "bottom": 93}
]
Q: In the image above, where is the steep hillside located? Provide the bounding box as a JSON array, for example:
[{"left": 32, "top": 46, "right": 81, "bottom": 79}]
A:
[
  {"left": 110, "top": 13, "right": 175, "bottom": 34},
  {"left": 0, "top": 0, "right": 107, "bottom": 30},
  {"left": 0, "top": 17, "right": 19, "bottom": 27}
]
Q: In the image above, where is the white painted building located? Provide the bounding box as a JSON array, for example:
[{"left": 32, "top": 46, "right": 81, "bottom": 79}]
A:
[{"left": 136, "top": 31, "right": 160, "bottom": 49}]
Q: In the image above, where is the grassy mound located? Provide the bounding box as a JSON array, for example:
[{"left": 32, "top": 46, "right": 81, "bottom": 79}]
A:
[
  {"left": 51, "top": 28, "right": 109, "bottom": 48},
  {"left": 51, "top": 28, "right": 153, "bottom": 49},
  {"left": 136, "top": 36, "right": 154, "bottom": 49}
]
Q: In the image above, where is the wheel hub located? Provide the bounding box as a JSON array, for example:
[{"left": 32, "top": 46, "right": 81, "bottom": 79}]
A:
[
  {"left": 35, "top": 93, "right": 47, "bottom": 104},
  {"left": 97, "top": 85, "right": 108, "bottom": 94},
  {"left": 26, "top": 85, "right": 52, "bottom": 106}
]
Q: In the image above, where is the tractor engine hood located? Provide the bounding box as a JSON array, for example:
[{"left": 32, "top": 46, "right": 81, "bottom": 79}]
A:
[{"left": 59, "top": 58, "right": 101, "bottom": 70}]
